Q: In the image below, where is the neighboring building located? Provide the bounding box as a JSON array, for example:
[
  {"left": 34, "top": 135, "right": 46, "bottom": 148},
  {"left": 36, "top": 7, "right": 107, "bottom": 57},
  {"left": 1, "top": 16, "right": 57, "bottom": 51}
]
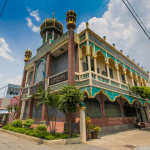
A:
[
  {"left": 17, "top": 10, "right": 150, "bottom": 133},
  {"left": 0, "top": 84, "right": 20, "bottom": 98}
]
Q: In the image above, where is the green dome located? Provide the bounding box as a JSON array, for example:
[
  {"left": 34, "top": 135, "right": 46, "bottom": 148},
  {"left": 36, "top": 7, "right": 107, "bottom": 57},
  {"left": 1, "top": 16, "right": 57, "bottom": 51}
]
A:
[
  {"left": 40, "top": 18, "right": 63, "bottom": 36},
  {"left": 66, "top": 10, "right": 77, "bottom": 18},
  {"left": 25, "top": 49, "right": 32, "bottom": 56}
]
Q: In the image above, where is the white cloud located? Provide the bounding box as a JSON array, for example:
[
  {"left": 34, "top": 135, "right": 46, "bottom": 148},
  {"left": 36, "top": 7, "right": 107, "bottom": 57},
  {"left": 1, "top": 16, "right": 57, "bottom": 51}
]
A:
[
  {"left": 0, "top": 73, "right": 2, "bottom": 78},
  {"left": 77, "top": 0, "right": 150, "bottom": 72},
  {"left": 0, "top": 38, "right": 14, "bottom": 61},
  {"left": 26, "top": 7, "right": 40, "bottom": 22},
  {"left": 32, "top": 25, "right": 40, "bottom": 32},
  {"left": 26, "top": 17, "right": 33, "bottom": 28},
  {"left": 4, "top": 75, "right": 22, "bottom": 85}
]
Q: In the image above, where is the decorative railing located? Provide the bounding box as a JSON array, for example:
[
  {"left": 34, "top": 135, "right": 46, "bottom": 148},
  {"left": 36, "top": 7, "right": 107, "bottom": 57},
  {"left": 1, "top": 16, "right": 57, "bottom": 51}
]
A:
[
  {"left": 91, "top": 73, "right": 96, "bottom": 79},
  {"left": 98, "top": 76, "right": 109, "bottom": 84},
  {"left": 80, "top": 71, "right": 89, "bottom": 80},
  {"left": 111, "top": 81, "right": 119, "bottom": 87},
  {"left": 121, "top": 84, "right": 128, "bottom": 90},
  {"left": 22, "top": 87, "right": 28, "bottom": 95}
]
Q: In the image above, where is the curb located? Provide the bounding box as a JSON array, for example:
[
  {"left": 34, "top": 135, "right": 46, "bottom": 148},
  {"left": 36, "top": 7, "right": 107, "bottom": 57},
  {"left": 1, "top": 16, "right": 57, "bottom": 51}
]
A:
[{"left": 0, "top": 128, "right": 81, "bottom": 146}]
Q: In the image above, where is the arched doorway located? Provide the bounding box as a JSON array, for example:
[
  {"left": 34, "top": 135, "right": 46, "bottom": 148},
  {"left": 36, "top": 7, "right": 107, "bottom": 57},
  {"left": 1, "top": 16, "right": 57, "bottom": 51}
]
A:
[
  {"left": 83, "top": 97, "right": 101, "bottom": 118},
  {"left": 104, "top": 100, "right": 122, "bottom": 118}
]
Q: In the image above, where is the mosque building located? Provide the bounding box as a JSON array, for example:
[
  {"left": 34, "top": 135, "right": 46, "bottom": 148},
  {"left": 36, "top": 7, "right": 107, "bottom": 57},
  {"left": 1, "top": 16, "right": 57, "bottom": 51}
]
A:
[{"left": 16, "top": 10, "right": 150, "bottom": 132}]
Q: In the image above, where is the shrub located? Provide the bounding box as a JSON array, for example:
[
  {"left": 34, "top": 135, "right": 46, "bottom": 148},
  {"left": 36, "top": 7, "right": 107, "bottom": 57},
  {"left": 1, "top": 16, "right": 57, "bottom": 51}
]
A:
[
  {"left": 11, "top": 119, "right": 22, "bottom": 128},
  {"left": 36, "top": 124, "right": 47, "bottom": 132},
  {"left": 22, "top": 119, "right": 34, "bottom": 128},
  {"left": 72, "top": 133, "right": 78, "bottom": 138}
]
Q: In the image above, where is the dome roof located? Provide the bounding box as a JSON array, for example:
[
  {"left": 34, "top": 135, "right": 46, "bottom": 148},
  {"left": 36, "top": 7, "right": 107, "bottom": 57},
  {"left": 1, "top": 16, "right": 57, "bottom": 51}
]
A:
[
  {"left": 66, "top": 10, "right": 77, "bottom": 18},
  {"left": 25, "top": 49, "right": 32, "bottom": 56},
  {"left": 40, "top": 18, "right": 63, "bottom": 36}
]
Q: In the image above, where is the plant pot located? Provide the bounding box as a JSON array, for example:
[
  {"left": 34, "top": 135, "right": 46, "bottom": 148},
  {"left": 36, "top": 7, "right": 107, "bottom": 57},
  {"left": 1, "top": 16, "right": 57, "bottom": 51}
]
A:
[
  {"left": 86, "top": 133, "right": 89, "bottom": 141},
  {"left": 91, "top": 132, "right": 98, "bottom": 139},
  {"left": 88, "top": 133, "right": 92, "bottom": 139}
]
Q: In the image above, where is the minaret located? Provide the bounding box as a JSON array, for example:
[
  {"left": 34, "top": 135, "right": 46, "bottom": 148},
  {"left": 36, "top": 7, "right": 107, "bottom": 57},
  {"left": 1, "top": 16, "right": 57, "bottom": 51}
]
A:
[{"left": 66, "top": 10, "right": 77, "bottom": 85}]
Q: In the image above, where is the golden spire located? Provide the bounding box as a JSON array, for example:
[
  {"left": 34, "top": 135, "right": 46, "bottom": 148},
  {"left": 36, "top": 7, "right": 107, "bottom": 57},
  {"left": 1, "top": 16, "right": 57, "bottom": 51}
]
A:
[{"left": 53, "top": 11, "right": 55, "bottom": 19}]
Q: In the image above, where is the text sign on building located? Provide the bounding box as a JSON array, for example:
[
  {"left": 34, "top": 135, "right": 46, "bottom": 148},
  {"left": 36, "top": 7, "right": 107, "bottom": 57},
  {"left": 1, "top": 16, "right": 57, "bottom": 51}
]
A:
[
  {"left": 22, "top": 87, "right": 28, "bottom": 95},
  {"left": 30, "top": 81, "right": 45, "bottom": 95},
  {"left": 49, "top": 71, "right": 68, "bottom": 86}
]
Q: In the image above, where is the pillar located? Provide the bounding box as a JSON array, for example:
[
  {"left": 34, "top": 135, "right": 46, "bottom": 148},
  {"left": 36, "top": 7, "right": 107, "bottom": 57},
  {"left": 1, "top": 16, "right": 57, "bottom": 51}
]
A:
[
  {"left": 41, "top": 104, "right": 48, "bottom": 121},
  {"left": 79, "top": 106, "right": 86, "bottom": 143},
  {"left": 94, "top": 57, "right": 97, "bottom": 74},
  {"left": 20, "top": 101, "right": 26, "bottom": 120},
  {"left": 117, "top": 68, "right": 120, "bottom": 82},
  {"left": 120, "top": 97, "right": 125, "bottom": 124},
  {"left": 16, "top": 69, "right": 27, "bottom": 119},
  {"left": 101, "top": 92, "right": 105, "bottom": 127},
  {"left": 68, "top": 28, "right": 75, "bottom": 85},
  {"left": 27, "top": 98, "right": 34, "bottom": 119},
  {"left": 124, "top": 73, "right": 128, "bottom": 85},
  {"left": 45, "top": 52, "right": 52, "bottom": 79},
  {"left": 32, "top": 62, "right": 36, "bottom": 85},
  {"left": 75, "top": 45, "right": 79, "bottom": 73},
  {"left": 131, "top": 76, "right": 134, "bottom": 86},
  {"left": 106, "top": 62, "right": 110, "bottom": 78}
]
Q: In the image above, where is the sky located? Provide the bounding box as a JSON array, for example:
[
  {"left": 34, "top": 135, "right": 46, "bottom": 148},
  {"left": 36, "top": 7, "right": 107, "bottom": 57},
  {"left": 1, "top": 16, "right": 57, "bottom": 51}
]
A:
[{"left": 0, "top": 0, "right": 150, "bottom": 97}]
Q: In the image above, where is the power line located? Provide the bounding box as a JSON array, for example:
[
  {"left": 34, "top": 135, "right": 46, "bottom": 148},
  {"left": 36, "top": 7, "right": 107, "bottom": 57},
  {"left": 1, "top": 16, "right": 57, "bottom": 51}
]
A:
[
  {"left": 125, "top": 0, "right": 150, "bottom": 36},
  {"left": 0, "top": 0, "right": 8, "bottom": 18},
  {"left": 122, "top": 0, "right": 150, "bottom": 40}
]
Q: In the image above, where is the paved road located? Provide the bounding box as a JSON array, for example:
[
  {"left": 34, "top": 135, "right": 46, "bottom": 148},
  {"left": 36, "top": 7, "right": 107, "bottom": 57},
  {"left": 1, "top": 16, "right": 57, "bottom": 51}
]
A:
[{"left": 0, "top": 132, "right": 108, "bottom": 150}]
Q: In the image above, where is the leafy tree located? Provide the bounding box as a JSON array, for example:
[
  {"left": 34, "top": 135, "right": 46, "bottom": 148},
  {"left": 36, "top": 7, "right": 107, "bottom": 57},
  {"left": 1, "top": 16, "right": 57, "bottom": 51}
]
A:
[
  {"left": 32, "top": 87, "right": 60, "bottom": 135},
  {"left": 59, "top": 85, "right": 84, "bottom": 137},
  {"left": 130, "top": 86, "right": 150, "bottom": 99}
]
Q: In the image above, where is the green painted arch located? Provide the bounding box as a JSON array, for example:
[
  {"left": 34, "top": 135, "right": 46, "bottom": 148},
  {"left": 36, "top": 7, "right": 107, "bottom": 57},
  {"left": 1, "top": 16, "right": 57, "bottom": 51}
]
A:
[
  {"left": 95, "top": 45, "right": 106, "bottom": 58},
  {"left": 107, "top": 53, "right": 116, "bottom": 62},
  {"left": 80, "top": 41, "right": 87, "bottom": 49},
  {"left": 80, "top": 86, "right": 150, "bottom": 106},
  {"left": 117, "top": 59, "right": 125, "bottom": 69},
  {"left": 34, "top": 59, "right": 46, "bottom": 84}
]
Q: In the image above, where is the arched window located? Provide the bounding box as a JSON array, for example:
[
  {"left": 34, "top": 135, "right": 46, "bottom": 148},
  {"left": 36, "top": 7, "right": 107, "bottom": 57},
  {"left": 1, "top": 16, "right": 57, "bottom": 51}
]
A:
[
  {"left": 104, "top": 100, "right": 122, "bottom": 118},
  {"left": 47, "top": 33, "right": 52, "bottom": 41},
  {"left": 35, "top": 60, "right": 45, "bottom": 83},
  {"left": 84, "top": 98, "right": 101, "bottom": 118},
  {"left": 123, "top": 102, "right": 137, "bottom": 117}
]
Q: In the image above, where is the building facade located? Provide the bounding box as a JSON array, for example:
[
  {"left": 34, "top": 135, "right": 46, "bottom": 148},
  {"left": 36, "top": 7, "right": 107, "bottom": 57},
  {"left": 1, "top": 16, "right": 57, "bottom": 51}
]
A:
[
  {"left": 0, "top": 84, "right": 20, "bottom": 98},
  {"left": 17, "top": 10, "right": 150, "bottom": 132}
]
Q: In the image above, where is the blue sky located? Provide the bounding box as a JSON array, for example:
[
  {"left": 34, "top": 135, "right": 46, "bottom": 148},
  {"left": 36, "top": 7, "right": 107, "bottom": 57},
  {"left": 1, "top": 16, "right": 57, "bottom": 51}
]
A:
[{"left": 0, "top": 0, "right": 150, "bottom": 97}]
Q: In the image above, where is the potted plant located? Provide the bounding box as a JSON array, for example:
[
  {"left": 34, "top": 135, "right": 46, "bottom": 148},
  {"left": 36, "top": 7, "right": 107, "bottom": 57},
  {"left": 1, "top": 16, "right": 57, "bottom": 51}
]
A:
[
  {"left": 91, "top": 126, "right": 100, "bottom": 139},
  {"left": 85, "top": 117, "right": 92, "bottom": 140}
]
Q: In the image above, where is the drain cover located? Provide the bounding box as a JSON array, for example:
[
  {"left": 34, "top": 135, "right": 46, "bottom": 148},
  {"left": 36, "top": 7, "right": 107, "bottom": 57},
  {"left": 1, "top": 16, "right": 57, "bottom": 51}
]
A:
[{"left": 124, "top": 144, "right": 137, "bottom": 149}]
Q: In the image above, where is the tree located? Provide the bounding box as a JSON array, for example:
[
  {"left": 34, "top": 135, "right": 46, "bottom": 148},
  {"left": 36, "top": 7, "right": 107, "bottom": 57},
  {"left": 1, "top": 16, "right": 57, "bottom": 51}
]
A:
[
  {"left": 130, "top": 86, "right": 150, "bottom": 99},
  {"left": 59, "top": 85, "right": 84, "bottom": 137},
  {"left": 7, "top": 104, "right": 20, "bottom": 121},
  {"left": 32, "top": 87, "right": 60, "bottom": 135}
]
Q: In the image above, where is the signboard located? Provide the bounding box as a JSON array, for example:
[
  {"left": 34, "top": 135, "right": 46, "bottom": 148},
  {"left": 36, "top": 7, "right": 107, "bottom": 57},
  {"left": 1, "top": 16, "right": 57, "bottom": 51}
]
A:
[
  {"left": 22, "top": 88, "right": 28, "bottom": 95},
  {"left": 49, "top": 71, "right": 68, "bottom": 86},
  {"left": 30, "top": 81, "right": 45, "bottom": 95}
]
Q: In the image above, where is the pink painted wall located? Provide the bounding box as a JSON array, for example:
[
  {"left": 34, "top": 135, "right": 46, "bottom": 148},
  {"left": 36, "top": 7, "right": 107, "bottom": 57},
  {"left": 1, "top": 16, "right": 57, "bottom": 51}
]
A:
[
  {"left": 0, "top": 98, "right": 2, "bottom": 108},
  {"left": 10, "top": 98, "right": 18, "bottom": 106}
]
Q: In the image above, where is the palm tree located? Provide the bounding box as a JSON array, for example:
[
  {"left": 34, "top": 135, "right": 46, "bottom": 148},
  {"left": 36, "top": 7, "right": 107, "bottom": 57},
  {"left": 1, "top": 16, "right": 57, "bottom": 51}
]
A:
[{"left": 32, "top": 87, "right": 60, "bottom": 135}]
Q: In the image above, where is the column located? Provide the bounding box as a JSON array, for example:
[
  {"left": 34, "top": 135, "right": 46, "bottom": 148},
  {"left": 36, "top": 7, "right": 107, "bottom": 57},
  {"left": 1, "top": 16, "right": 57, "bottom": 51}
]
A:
[
  {"left": 20, "top": 101, "right": 26, "bottom": 120},
  {"left": 45, "top": 52, "right": 52, "bottom": 79},
  {"left": 41, "top": 104, "right": 48, "bottom": 121},
  {"left": 68, "top": 28, "right": 75, "bottom": 85},
  {"left": 101, "top": 92, "right": 105, "bottom": 127},
  {"left": 16, "top": 69, "right": 27, "bottom": 119},
  {"left": 75, "top": 45, "right": 79, "bottom": 73},
  {"left": 79, "top": 106, "right": 86, "bottom": 143},
  {"left": 116, "top": 68, "right": 120, "bottom": 82},
  {"left": 32, "top": 62, "right": 36, "bottom": 85},
  {"left": 124, "top": 73, "right": 128, "bottom": 85},
  {"left": 46, "top": 31, "right": 48, "bottom": 42},
  {"left": 94, "top": 57, "right": 97, "bottom": 74},
  {"left": 131, "top": 76, "right": 134, "bottom": 86},
  {"left": 137, "top": 78, "right": 139, "bottom": 86},
  {"left": 120, "top": 97, "right": 125, "bottom": 124},
  {"left": 27, "top": 98, "right": 34, "bottom": 119},
  {"left": 87, "top": 41, "right": 92, "bottom": 84},
  {"left": 106, "top": 62, "right": 110, "bottom": 78}
]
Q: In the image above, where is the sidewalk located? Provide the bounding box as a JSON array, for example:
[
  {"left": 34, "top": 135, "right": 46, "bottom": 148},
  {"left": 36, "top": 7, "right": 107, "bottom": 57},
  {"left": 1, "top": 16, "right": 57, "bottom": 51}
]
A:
[{"left": 86, "top": 128, "right": 150, "bottom": 150}]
